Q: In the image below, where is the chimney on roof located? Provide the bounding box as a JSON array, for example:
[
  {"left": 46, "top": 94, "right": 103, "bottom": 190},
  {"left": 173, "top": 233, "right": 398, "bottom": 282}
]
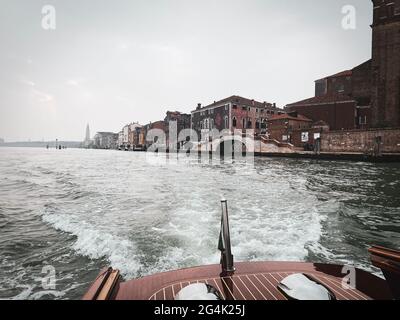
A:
[
  {"left": 251, "top": 99, "right": 255, "bottom": 106},
  {"left": 197, "top": 103, "right": 201, "bottom": 110},
  {"left": 273, "top": 103, "right": 276, "bottom": 108}
]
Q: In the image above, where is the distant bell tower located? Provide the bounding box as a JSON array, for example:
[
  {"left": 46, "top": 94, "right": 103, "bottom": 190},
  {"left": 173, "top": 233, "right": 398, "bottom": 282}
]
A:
[
  {"left": 85, "top": 124, "right": 90, "bottom": 141},
  {"left": 371, "top": 0, "right": 400, "bottom": 128},
  {"left": 84, "top": 123, "right": 91, "bottom": 147}
]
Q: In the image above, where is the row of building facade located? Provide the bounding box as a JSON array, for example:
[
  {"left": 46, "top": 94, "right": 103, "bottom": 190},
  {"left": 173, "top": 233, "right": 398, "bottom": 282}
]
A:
[
  {"left": 90, "top": 0, "right": 400, "bottom": 152},
  {"left": 91, "top": 96, "right": 288, "bottom": 151}
]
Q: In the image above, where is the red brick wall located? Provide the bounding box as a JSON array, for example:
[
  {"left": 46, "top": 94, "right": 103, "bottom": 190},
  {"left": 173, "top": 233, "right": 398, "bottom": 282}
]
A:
[
  {"left": 326, "top": 75, "right": 352, "bottom": 96},
  {"left": 268, "top": 118, "right": 312, "bottom": 147},
  {"left": 291, "top": 128, "right": 322, "bottom": 148},
  {"left": 352, "top": 60, "right": 372, "bottom": 105},
  {"left": 321, "top": 128, "right": 400, "bottom": 153},
  {"left": 288, "top": 102, "right": 356, "bottom": 131}
]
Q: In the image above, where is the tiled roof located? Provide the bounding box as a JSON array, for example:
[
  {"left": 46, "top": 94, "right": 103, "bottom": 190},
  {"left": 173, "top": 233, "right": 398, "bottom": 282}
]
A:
[
  {"left": 327, "top": 70, "right": 353, "bottom": 78},
  {"left": 315, "top": 70, "right": 353, "bottom": 82},
  {"left": 286, "top": 93, "right": 355, "bottom": 107},
  {"left": 268, "top": 113, "right": 312, "bottom": 122},
  {"left": 316, "top": 60, "right": 371, "bottom": 82},
  {"left": 199, "top": 95, "right": 274, "bottom": 110}
]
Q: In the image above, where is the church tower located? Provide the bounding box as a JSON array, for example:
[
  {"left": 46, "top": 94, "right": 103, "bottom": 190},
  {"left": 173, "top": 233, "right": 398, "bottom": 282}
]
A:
[
  {"left": 84, "top": 123, "right": 91, "bottom": 147},
  {"left": 371, "top": 0, "right": 400, "bottom": 127},
  {"left": 85, "top": 124, "right": 90, "bottom": 142}
]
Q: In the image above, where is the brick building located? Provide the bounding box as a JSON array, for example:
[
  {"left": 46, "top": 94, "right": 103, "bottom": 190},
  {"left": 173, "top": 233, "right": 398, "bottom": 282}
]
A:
[
  {"left": 267, "top": 112, "right": 314, "bottom": 147},
  {"left": 144, "top": 120, "right": 168, "bottom": 150},
  {"left": 287, "top": 58, "right": 374, "bottom": 131},
  {"left": 286, "top": 93, "right": 360, "bottom": 131},
  {"left": 128, "top": 122, "right": 142, "bottom": 149},
  {"left": 165, "top": 111, "right": 191, "bottom": 131},
  {"left": 164, "top": 111, "right": 191, "bottom": 149},
  {"left": 191, "top": 95, "right": 282, "bottom": 142},
  {"left": 286, "top": 1, "right": 400, "bottom": 131},
  {"left": 315, "top": 70, "right": 353, "bottom": 97},
  {"left": 370, "top": 0, "right": 400, "bottom": 128}
]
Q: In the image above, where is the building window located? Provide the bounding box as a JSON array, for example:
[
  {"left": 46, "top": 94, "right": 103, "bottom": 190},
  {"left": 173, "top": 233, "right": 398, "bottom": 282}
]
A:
[
  {"left": 225, "top": 104, "right": 229, "bottom": 111},
  {"left": 242, "top": 118, "right": 246, "bottom": 128},
  {"left": 247, "top": 120, "right": 252, "bottom": 129},
  {"left": 256, "top": 121, "right": 260, "bottom": 129},
  {"left": 242, "top": 106, "right": 247, "bottom": 111},
  {"left": 232, "top": 117, "right": 237, "bottom": 127},
  {"left": 261, "top": 120, "right": 267, "bottom": 129},
  {"left": 233, "top": 105, "right": 237, "bottom": 110},
  {"left": 210, "top": 119, "right": 214, "bottom": 129},
  {"left": 224, "top": 116, "right": 229, "bottom": 129},
  {"left": 359, "top": 116, "right": 367, "bottom": 125}
]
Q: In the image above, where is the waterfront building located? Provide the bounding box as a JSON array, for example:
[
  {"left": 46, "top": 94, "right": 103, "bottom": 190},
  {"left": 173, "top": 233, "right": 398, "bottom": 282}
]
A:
[
  {"left": 267, "top": 112, "right": 324, "bottom": 148},
  {"left": 286, "top": 1, "right": 400, "bottom": 130},
  {"left": 128, "top": 123, "right": 142, "bottom": 150},
  {"left": 191, "top": 95, "right": 282, "bottom": 142},
  {"left": 117, "top": 131, "right": 124, "bottom": 149},
  {"left": 141, "top": 121, "right": 168, "bottom": 150},
  {"left": 286, "top": 61, "right": 372, "bottom": 131},
  {"left": 93, "top": 132, "right": 118, "bottom": 149},
  {"left": 122, "top": 124, "right": 129, "bottom": 149},
  {"left": 164, "top": 111, "right": 191, "bottom": 150},
  {"left": 137, "top": 126, "right": 147, "bottom": 150}
]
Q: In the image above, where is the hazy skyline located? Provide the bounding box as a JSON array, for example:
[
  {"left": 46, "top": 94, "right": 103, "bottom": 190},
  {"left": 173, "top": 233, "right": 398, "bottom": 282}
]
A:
[{"left": 0, "top": 0, "right": 373, "bottom": 141}]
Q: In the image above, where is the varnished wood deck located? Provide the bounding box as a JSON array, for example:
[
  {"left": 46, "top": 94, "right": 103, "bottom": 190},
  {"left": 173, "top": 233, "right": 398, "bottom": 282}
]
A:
[
  {"left": 148, "top": 271, "right": 369, "bottom": 301},
  {"left": 113, "top": 262, "right": 393, "bottom": 300}
]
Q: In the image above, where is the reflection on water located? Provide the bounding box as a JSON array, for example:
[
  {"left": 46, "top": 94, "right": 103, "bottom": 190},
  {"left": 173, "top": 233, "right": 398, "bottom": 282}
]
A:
[{"left": 0, "top": 147, "right": 399, "bottom": 299}]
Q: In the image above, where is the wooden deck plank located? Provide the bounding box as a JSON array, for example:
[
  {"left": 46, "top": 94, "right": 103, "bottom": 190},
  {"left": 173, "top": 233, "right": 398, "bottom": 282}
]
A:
[
  {"left": 251, "top": 274, "right": 279, "bottom": 300},
  {"left": 235, "top": 275, "right": 257, "bottom": 300}
]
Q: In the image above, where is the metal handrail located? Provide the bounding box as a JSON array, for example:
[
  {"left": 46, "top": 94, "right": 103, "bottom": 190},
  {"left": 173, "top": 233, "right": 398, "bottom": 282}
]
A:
[{"left": 218, "top": 200, "right": 235, "bottom": 275}]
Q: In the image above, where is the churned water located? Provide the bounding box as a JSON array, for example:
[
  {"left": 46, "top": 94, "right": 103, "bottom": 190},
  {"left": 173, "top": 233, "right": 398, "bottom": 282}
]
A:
[{"left": 0, "top": 147, "right": 399, "bottom": 299}]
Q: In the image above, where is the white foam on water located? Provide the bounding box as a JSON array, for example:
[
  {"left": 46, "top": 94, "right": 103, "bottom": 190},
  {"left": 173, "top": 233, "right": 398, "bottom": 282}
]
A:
[
  {"left": 7, "top": 285, "right": 34, "bottom": 300},
  {"left": 231, "top": 206, "right": 322, "bottom": 262},
  {"left": 42, "top": 212, "right": 142, "bottom": 279},
  {"left": 40, "top": 155, "right": 325, "bottom": 282}
]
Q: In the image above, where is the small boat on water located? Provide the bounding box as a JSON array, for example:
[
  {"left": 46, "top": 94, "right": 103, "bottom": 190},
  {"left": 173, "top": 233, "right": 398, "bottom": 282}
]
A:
[{"left": 83, "top": 201, "right": 400, "bottom": 300}]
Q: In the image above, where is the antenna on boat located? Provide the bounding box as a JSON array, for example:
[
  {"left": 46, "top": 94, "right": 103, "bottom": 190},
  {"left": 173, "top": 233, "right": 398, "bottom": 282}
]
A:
[{"left": 219, "top": 200, "right": 235, "bottom": 276}]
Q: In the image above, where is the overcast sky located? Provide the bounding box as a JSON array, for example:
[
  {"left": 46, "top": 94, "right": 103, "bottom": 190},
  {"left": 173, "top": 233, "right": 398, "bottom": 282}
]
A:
[{"left": 0, "top": 0, "right": 373, "bottom": 142}]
